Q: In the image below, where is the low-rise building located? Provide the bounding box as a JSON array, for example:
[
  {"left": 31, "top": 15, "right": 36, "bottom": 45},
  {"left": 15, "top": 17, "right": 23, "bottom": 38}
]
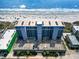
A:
[
  {"left": 65, "top": 34, "right": 79, "bottom": 49},
  {"left": 0, "top": 29, "right": 17, "bottom": 56},
  {"left": 72, "top": 26, "right": 79, "bottom": 41}
]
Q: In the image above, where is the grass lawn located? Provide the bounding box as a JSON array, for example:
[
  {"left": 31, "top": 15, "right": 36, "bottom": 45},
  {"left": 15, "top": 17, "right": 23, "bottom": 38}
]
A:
[{"left": 64, "top": 22, "right": 72, "bottom": 33}]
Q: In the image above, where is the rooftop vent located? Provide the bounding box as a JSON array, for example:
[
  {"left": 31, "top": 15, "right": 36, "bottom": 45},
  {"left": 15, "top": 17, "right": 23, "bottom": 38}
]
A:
[
  {"left": 21, "top": 21, "right": 24, "bottom": 25},
  {"left": 49, "top": 21, "right": 51, "bottom": 25},
  {"left": 62, "top": 22, "right": 64, "bottom": 25},
  {"left": 28, "top": 21, "right": 31, "bottom": 25},
  {"left": 55, "top": 21, "right": 58, "bottom": 25}
]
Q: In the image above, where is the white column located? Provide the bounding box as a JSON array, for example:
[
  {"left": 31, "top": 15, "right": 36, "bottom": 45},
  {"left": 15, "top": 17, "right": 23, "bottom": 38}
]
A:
[
  {"left": 37, "top": 25, "right": 42, "bottom": 41},
  {"left": 21, "top": 27, "right": 27, "bottom": 40},
  {"left": 52, "top": 27, "right": 59, "bottom": 40}
]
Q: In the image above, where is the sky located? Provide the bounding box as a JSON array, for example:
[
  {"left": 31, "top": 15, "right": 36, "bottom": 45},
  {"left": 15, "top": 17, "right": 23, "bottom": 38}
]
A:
[{"left": 0, "top": 0, "right": 79, "bottom": 9}]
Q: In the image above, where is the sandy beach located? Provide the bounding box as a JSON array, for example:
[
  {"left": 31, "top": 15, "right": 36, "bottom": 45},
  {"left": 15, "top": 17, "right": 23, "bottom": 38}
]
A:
[{"left": 0, "top": 11, "right": 79, "bottom": 23}]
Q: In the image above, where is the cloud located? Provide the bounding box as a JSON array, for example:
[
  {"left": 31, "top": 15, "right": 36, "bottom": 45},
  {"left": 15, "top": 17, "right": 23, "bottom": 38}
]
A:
[{"left": 19, "top": 4, "right": 26, "bottom": 9}]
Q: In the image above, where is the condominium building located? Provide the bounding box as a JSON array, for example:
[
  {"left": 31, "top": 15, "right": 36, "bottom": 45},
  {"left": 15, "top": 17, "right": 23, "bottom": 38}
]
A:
[
  {"left": 15, "top": 18, "right": 64, "bottom": 41},
  {"left": 14, "top": 14, "right": 66, "bottom": 56}
]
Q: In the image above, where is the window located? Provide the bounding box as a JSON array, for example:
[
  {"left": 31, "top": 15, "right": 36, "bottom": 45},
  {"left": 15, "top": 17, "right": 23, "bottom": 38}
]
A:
[
  {"left": 27, "top": 30, "right": 37, "bottom": 38},
  {"left": 27, "top": 27, "right": 37, "bottom": 38},
  {"left": 42, "top": 27, "right": 53, "bottom": 40},
  {"left": 57, "top": 29, "right": 63, "bottom": 39},
  {"left": 16, "top": 29, "right": 23, "bottom": 39}
]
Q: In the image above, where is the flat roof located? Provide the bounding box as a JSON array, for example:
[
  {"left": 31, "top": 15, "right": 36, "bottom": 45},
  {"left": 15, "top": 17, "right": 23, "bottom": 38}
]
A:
[
  {"left": 73, "top": 26, "right": 79, "bottom": 31},
  {"left": 15, "top": 17, "right": 64, "bottom": 27},
  {"left": 68, "top": 35, "right": 79, "bottom": 45},
  {"left": 14, "top": 43, "right": 34, "bottom": 50},
  {"left": 0, "top": 29, "right": 16, "bottom": 49},
  {"left": 13, "top": 42, "right": 65, "bottom": 51},
  {"left": 38, "top": 43, "right": 65, "bottom": 50}
]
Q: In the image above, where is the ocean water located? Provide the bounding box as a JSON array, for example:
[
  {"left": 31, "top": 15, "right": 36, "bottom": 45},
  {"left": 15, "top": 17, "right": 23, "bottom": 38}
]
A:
[{"left": 0, "top": 0, "right": 79, "bottom": 9}]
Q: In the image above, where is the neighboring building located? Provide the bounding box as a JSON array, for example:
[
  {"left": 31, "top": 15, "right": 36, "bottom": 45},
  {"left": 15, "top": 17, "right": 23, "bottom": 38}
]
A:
[
  {"left": 15, "top": 19, "right": 64, "bottom": 41},
  {"left": 72, "top": 26, "right": 79, "bottom": 41},
  {"left": 0, "top": 29, "right": 17, "bottom": 56},
  {"left": 72, "top": 26, "right": 79, "bottom": 34},
  {"left": 64, "top": 25, "right": 79, "bottom": 49},
  {"left": 65, "top": 34, "right": 79, "bottom": 49}
]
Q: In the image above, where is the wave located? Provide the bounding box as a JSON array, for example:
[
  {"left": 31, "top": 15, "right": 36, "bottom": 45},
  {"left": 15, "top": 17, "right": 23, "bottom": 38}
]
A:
[{"left": 0, "top": 8, "right": 79, "bottom": 12}]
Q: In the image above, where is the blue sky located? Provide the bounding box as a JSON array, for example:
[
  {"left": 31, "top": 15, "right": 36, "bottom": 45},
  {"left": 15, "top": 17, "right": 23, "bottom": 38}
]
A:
[{"left": 0, "top": 0, "right": 79, "bottom": 8}]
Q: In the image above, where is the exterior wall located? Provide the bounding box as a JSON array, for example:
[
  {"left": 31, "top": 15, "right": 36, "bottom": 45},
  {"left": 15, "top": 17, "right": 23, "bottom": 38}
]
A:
[
  {"left": 57, "top": 27, "right": 64, "bottom": 39},
  {"left": 16, "top": 27, "right": 23, "bottom": 40},
  {"left": 27, "top": 27, "right": 37, "bottom": 40},
  {"left": 72, "top": 26, "right": 79, "bottom": 40},
  {"left": 75, "top": 31, "right": 79, "bottom": 40},
  {"left": 72, "top": 27, "right": 76, "bottom": 34},
  {"left": 16, "top": 26, "right": 24, "bottom": 40},
  {"left": 42, "top": 27, "right": 53, "bottom": 40},
  {"left": 15, "top": 26, "right": 64, "bottom": 41}
]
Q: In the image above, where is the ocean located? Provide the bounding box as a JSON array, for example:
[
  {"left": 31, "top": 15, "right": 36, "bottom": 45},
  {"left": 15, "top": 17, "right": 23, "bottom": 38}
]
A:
[{"left": 0, "top": 0, "right": 79, "bottom": 9}]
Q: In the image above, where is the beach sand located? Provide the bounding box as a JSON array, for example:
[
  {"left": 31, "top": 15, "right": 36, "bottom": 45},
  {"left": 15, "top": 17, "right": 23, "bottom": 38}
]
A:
[{"left": 0, "top": 11, "right": 79, "bottom": 23}]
